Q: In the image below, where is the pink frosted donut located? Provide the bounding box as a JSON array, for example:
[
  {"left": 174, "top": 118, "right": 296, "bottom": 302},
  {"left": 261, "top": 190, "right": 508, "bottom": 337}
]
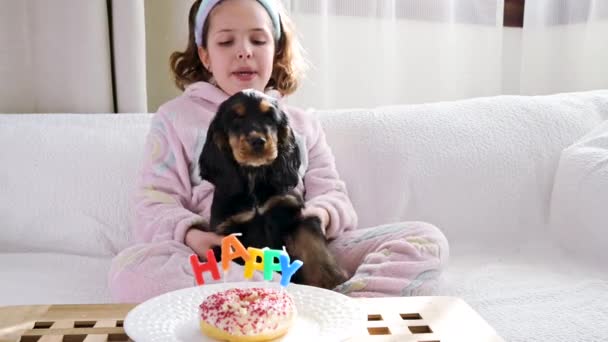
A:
[{"left": 199, "top": 287, "right": 296, "bottom": 341}]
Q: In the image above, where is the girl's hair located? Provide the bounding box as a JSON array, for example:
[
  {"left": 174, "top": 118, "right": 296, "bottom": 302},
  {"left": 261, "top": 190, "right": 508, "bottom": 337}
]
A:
[{"left": 169, "top": 0, "right": 307, "bottom": 96}]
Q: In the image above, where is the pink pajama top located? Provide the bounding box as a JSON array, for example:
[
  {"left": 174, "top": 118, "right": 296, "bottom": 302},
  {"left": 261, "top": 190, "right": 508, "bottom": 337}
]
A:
[{"left": 132, "top": 82, "right": 358, "bottom": 245}]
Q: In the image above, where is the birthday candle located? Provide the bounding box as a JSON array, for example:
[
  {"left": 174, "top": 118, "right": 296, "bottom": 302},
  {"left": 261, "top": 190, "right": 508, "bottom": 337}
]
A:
[
  {"left": 278, "top": 250, "right": 303, "bottom": 287},
  {"left": 189, "top": 251, "right": 220, "bottom": 285},
  {"left": 263, "top": 249, "right": 283, "bottom": 281},
  {"left": 221, "top": 233, "right": 251, "bottom": 271},
  {"left": 243, "top": 247, "right": 265, "bottom": 279}
]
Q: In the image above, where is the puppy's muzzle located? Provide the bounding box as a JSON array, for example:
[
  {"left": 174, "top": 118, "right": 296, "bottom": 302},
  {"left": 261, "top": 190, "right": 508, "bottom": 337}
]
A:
[{"left": 248, "top": 135, "right": 266, "bottom": 153}]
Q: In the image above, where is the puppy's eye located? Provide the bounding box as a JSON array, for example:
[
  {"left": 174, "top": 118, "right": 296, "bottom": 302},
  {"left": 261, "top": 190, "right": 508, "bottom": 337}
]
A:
[{"left": 229, "top": 117, "right": 246, "bottom": 130}]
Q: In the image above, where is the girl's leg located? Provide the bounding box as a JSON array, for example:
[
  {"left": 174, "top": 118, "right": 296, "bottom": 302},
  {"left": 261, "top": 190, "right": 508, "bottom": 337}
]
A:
[
  {"left": 108, "top": 240, "right": 278, "bottom": 303},
  {"left": 329, "top": 221, "right": 449, "bottom": 297}
]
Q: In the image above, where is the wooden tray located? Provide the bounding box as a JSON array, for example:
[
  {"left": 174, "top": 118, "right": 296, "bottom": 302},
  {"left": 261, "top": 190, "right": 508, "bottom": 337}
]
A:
[
  {"left": 0, "top": 297, "right": 503, "bottom": 341},
  {"left": 352, "top": 296, "right": 504, "bottom": 341},
  {"left": 0, "top": 304, "right": 131, "bottom": 342}
]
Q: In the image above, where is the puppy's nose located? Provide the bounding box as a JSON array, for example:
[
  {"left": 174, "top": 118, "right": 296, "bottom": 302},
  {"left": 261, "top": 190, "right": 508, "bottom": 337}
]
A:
[{"left": 248, "top": 136, "right": 266, "bottom": 151}]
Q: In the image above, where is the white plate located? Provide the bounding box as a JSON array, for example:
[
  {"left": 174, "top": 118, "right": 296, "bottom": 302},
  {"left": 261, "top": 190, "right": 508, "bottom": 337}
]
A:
[{"left": 124, "top": 282, "right": 365, "bottom": 341}]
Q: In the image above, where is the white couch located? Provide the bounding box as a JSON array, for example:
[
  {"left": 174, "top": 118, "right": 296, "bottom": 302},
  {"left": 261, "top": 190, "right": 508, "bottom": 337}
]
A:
[{"left": 2, "top": 90, "right": 608, "bottom": 341}]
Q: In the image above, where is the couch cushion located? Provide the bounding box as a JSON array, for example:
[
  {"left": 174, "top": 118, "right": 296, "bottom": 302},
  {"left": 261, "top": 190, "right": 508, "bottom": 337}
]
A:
[
  {"left": 550, "top": 120, "right": 608, "bottom": 265},
  {"left": 439, "top": 248, "right": 608, "bottom": 342},
  {"left": 0, "top": 253, "right": 112, "bottom": 306},
  {"left": 2, "top": 91, "right": 608, "bottom": 256},
  {"left": 317, "top": 90, "right": 608, "bottom": 248},
  {"left": 0, "top": 114, "right": 151, "bottom": 257}
]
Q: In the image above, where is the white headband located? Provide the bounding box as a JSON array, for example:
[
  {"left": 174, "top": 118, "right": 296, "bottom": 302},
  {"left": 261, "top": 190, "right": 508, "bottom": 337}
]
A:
[{"left": 194, "top": 0, "right": 282, "bottom": 47}]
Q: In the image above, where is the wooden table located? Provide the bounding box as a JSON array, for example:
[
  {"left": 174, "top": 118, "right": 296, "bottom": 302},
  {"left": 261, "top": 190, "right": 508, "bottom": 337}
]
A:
[{"left": 0, "top": 296, "right": 504, "bottom": 341}]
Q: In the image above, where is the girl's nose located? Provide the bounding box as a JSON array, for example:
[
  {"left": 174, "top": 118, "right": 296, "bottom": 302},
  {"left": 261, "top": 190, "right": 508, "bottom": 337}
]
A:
[
  {"left": 237, "top": 50, "right": 252, "bottom": 59},
  {"left": 237, "top": 43, "right": 252, "bottom": 60}
]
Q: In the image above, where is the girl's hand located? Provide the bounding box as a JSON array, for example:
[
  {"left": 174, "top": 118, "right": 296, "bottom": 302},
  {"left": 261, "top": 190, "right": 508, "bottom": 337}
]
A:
[
  {"left": 301, "top": 206, "right": 330, "bottom": 235},
  {"left": 185, "top": 228, "right": 224, "bottom": 258}
]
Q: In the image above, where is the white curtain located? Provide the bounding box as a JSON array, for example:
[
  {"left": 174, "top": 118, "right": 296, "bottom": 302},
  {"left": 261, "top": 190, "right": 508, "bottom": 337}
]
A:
[
  {"left": 283, "top": 0, "right": 507, "bottom": 109},
  {"left": 520, "top": 0, "right": 608, "bottom": 96},
  {"left": 2, "top": 1, "right": 607, "bottom": 113},
  {"left": 0, "top": 0, "right": 147, "bottom": 114},
  {"left": 282, "top": 0, "right": 608, "bottom": 110}
]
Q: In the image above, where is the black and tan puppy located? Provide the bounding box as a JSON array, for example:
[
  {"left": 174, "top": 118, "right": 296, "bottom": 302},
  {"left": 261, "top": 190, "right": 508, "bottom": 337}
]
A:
[{"left": 198, "top": 89, "right": 347, "bottom": 289}]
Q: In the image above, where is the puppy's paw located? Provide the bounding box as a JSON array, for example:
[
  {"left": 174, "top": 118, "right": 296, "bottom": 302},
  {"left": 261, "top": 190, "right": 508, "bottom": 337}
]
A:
[
  {"left": 287, "top": 219, "right": 349, "bottom": 289},
  {"left": 310, "top": 261, "right": 349, "bottom": 290}
]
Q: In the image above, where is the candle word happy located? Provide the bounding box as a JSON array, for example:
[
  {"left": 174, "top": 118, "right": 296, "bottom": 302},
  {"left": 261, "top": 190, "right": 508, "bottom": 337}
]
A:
[{"left": 189, "top": 234, "right": 303, "bottom": 287}]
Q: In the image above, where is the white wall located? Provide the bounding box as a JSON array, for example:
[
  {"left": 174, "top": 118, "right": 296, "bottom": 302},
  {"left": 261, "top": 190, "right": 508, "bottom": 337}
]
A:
[{"left": 144, "top": 0, "right": 190, "bottom": 113}]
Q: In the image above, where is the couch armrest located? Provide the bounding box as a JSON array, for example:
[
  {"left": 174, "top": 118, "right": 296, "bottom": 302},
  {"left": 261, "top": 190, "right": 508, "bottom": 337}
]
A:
[{"left": 550, "top": 120, "right": 608, "bottom": 264}]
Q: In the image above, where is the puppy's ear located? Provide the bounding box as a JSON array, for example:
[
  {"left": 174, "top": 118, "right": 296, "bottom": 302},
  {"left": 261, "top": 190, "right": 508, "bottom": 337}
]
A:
[
  {"left": 199, "top": 116, "right": 228, "bottom": 184},
  {"left": 269, "top": 109, "right": 301, "bottom": 191}
]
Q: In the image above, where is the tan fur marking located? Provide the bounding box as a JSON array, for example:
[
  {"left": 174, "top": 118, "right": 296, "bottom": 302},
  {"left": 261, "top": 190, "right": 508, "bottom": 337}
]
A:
[
  {"left": 213, "top": 132, "right": 225, "bottom": 149},
  {"left": 230, "top": 133, "right": 278, "bottom": 167},
  {"left": 216, "top": 209, "right": 256, "bottom": 233},
  {"left": 258, "top": 194, "right": 300, "bottom": 214},
  {"left": 259, "top": 99, "right": 272, "bottom": 113},
  {"left": 232, "top": 103, "right": 246, "bottom": 116},
  {"left": 228, "top": 134, "right": 241, "bottom": 158}
]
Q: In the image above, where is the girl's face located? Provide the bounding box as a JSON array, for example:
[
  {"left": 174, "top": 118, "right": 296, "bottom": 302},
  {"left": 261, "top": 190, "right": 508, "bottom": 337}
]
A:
[{"left": 198, "top": 0, "right": 276, "bottom": 96}]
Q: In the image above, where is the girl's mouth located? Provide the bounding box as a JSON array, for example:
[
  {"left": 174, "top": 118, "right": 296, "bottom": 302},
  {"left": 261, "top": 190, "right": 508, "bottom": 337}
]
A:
[{"left": 233, "top": 71, "right": 257, "bottom": 82}]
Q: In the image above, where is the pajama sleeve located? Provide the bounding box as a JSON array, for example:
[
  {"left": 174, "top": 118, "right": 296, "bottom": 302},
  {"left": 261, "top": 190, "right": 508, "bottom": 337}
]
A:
[
  {"left": 132, "top": 111, "right": 212, "bottom": 244},
  {"left": 303, "top": 113, "right": 358, "bottom": 239}
]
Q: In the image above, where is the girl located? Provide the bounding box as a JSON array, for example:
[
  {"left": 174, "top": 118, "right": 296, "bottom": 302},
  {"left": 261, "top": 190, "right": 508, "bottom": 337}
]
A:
[{"left": 109, "top": 0, "right": 449, "bottom": 302}]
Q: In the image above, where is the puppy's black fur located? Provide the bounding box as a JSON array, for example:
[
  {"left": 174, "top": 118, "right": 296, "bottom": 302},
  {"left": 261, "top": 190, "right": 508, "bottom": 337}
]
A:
[{"left": 198, "top": 89, "right": 347, "bottom": 289}]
